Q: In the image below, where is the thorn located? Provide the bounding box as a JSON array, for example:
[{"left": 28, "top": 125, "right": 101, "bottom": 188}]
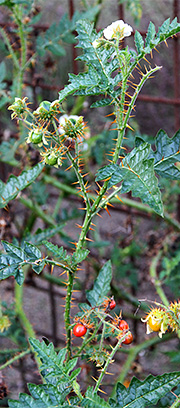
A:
[
  {"left": 59, "top": 270, "right": 67, "bottom": 276},
  {"left": 105, "top": 207, "right": 111, "bottom": 216},
  {"left": 126, "top": 124, "right": 134, "bottom": 131},
  {"left": 98, "top": 387, "right": 107, "bottom": 395},
  {"left": 78, "top": 207, "right": 87, "bottom": 210},
  {"left": 115, "top": 195, "right": 124, "bottom": 203},
  {"left": 82, "top": 172, "right": 89, "bottom": 178},
  {"left": 51, "top": 265, "right": 54, "bottom": 274},
  {"left": 96, "top": 212, "right": 103, "bottom": 218},
  {"left": 107, "top": 201, "right": 114, "bottom": 208},
  {"left": 154, "top": 46, "right": 160, "bottom": 54},
  {"left": 105, "top": 112, "right": 115, "bottom": 117},
  {"left": 91, "top": 222, "right": 96, "bottom": 226},
  {"left": 75, "top": 223, "right": 82, "bottom": 229},
  {"left": 120, "top": 146, "right": 127, "bottom": 150},
  {"left": 69, "top": 241, "right": 77, "bottom": 247},
  {"left": 85, "top": 237, "right": 94, "bottom": 242},
  {"left": 89, "top": 227, "right": 95, "bottom": 231}
]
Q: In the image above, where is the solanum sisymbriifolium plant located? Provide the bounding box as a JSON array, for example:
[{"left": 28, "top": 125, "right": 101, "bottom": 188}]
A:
[{"left": 1, "top": 15, "right": 180, "bottom": 407}]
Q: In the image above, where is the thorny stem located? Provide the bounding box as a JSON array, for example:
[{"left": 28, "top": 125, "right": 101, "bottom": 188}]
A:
[
  {"left": 0, "top": 348, "right": 30, "bottom": 371},
  {"left": 170, "top": 397, "right": 180, "bottom": 408},
  {"left": 64, "top": 269, "right": 75, "bottom": 360},
  {"left": 93, "top": 333, "right": 130, "bottom": 394},
  {"left": 11, "top": 5, "right": 27, "bottom": 98},
  {"left": 0, "top": 27, "right": 19, "bottom": 71}
]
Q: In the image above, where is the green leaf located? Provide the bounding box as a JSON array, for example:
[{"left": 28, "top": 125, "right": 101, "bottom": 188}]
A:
[
  {"left": 132, "top": 18, "right": 180, "bottom": 65},
  {"left": 0, "top": 241, "right": 44, "bottom": 283},
  {"left": 23, "top": 225, "right": 65, "bottom": 245},
  {"left": 72, "top": 249, "right": 89, "bottom": 266},
  {"left": 151, "top": 129, "right": 180, "bottom": 179},
  {"left": 36, "top": 13, "right": 72, "bottom": 57},
  {"left": 29, "top": 338, "right": 80, "bottom": 390},
  {"left": 110, "top": 372, "right": 180, "bottom": 408},
  {"left": 90, "top": 97, "right": 114, "bottom": 108},
  {"left": 86, "top": 260, "right": 112, "bottom": 306},
  {"left": 82, "top": 386, "right": 111, "bottom": 408},
  {"left": 42, "top": 240, "right": 71, "bottom": 265},
  {"left": 96, "top": 143, "right": 163, "bottom": 216},
  {"left": 8, "top": 382, "right": 69, "bottom": 407},
  {"left": 0, "top": 162, "right": 44, "bottom": 208},
  {"left": 145, "top": 21, "right": 156, "bottom": 48},
  {"left": 59, "top": 19, "right": 121, "bottom": 103},
  {"left": 134, "top": 31, "right": 144, "bottom": 54}
]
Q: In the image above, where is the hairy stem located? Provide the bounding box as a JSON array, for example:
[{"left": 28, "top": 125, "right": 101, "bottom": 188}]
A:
[{"left": 0, "top": 348, "right": 30, "bottom": 371}]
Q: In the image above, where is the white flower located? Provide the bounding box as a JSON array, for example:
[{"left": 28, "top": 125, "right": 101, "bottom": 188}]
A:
[{"left": 103, "top": 20, "right": 133, "bottom": 41}]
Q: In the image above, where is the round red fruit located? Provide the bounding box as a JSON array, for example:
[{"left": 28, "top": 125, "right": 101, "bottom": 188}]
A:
[
  {"left": 73, "top": 324, "right": 87, "bottom": 337},
  {"left": 122, "top": 332, "right": 133, "bottom": 345},
  {"left": 109, "top": 299, "right": 116, "bottom": 310},
  {"left": 119, "top": 319, "right": 129, "bottom": 331}
]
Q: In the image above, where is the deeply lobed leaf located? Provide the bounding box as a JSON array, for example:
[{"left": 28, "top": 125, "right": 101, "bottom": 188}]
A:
[
  {"left": 151, "top": 129, "right": 180, "bottom": 179},
  {"left": 0, "top": 162, "right": 44, "bottom": 208},
  {"left": 96, "top": 143, "right": 163, "bottom": 216},
  {"left": 110, "top": 372, "right": 180, "bottom": 408}
]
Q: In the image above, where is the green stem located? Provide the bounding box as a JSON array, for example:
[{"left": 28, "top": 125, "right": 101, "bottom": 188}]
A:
[
  {"left": 150, "top": 251, "right": 169, "bottom": 307},
  {"left": 66, "top": 150, "right": 91, "bottom": 212},
  {"left": 64, "top": 269, "right": 74, "bottom": 360},
  {"left": 94, "top": 335, "right": 128, "bottom": 393},
  {"left": 170, "top": 397, "right": 180, "bottom": 408},
  {"left": 13, "top": 5, "right": 27, "bottom": 98},
  {"left": 123, "top": 65, "right": 161, "bottom": 133},
  {"left": 0, "top": 27, "right": 19, "bottom": 71},
  {"left": 0, "top": 348, "right": 30, "bottom": 371}
]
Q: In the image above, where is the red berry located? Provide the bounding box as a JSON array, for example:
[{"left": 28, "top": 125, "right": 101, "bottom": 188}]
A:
[
  {"left": 109, "top": 299, "right": 116, "bottom": 310},
  {"left": 73, "top": 324, "right": 87, "bottom": 337},
  {"left": 119, "top": 319, "right": 129, "bottom": 331},
  {"left": 122, "top": 332, "right": 133, "bottom": 345}
]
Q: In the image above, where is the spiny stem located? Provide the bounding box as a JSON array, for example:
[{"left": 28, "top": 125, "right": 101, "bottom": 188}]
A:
[
  {"left": 66, "top": 150, "right": 91, "bottom": 213},
  {"left": 64, "top": 269, "right": 75, "bottom": 360},
  {"left": 170, "top": 396, "right": 180, "bottom": 408},
  {"left": 123, "top": 65, "right": 162, "bottom": 132},
  {"left": 94, "top": 335, "right": 128, "bottom": 393},
  {"left": 0, "top": 348, "right": 30, "bottom": 371},
  {"left": 0, "top": 27, "right": 19, "bottom": 71},
  {"left": 13, "top": 5, "right": 27, "bottom": 98}
]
